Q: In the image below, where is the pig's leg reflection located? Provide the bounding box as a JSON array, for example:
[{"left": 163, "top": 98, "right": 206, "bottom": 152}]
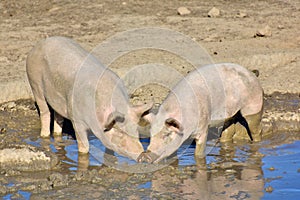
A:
[
  {"left": 150, "top": 160, "right": 211, "bottom": 199},
  {"left": 150, "top": 144, "right": 263, "bottom": 199},
  {"left": 194, "top": 156, "right": 206, "bottom": 167},
  {"left": 77, "top": 153, "right": 89, "bottom": 172},
  {"left": 213, "top": 141, "right": 264, "bottom": 199}
]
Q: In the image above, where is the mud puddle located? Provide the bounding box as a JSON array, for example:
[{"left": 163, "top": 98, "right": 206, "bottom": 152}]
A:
[{"left": 0, "top": 93, "right": 299, "bottom": 199}]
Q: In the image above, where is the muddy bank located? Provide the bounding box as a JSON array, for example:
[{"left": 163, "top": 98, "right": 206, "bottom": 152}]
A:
[{"left": 0, "top": 92, "right": 299, "bottom": 198}]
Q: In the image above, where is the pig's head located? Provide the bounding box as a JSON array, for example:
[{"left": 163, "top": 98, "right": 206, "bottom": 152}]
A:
[
  {"left": 99, "top": 103, "right": 153, "bottom": 161},
  {"left": 138, "top": 111, "right": 186, "bottom": 163}
]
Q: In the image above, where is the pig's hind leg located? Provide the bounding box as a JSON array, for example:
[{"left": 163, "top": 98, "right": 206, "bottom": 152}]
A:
[
  {"left": 220, "top": 111, "right": 256, "bottom": 142},
  {"left": 239, "top": 90, "right": 263, "bottom": 142},
  {"left": 53, "top": 112, "right": 63, "bottom": 135},
  {"left": 242, "top": 111, "right": 263, "bottom": 142}
]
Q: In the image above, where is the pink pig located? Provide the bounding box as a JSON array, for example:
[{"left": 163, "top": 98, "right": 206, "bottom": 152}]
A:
[
  {"left": 138, "top": 63, "right": 263, "bottom": 163},
  {"left": 26, "top": 37, "right": 152, "bottom": 161}
]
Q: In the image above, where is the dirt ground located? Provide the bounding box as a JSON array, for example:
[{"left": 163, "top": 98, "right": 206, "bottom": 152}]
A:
[
  {"left": 0, "top": 0, "right": 300, "bottom": 199},
  {"left": 0, "top": 0, "right": 299, "bottom": 103}
]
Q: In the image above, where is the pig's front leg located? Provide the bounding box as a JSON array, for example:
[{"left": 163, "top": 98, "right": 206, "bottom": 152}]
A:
[
  {"left": 73, "top": 122, "right": 89, "bottom": 154},
  {"left": 194, "top": 126, "right": 208, "bottom": 158}
]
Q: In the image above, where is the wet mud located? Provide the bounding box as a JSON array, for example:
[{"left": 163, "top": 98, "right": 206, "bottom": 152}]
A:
[{"left": 0, "top": 93, "right": 299, "bottom": 199}]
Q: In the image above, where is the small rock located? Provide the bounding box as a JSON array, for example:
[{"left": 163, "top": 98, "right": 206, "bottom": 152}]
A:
[
  {"left": 4, "top": 102, "right": 16, "bottom": 110},
  {"left": 268, "top": 166, "right": 275, "bottom": 171},
  {"left": 177, "top": 7, "right": 191, "bottom": 16},
  {"left": 265, "top": 186, "right": 274, "bottom": 193},
  {"left": 277, "top": 25, "right": 284, "bottom": 29},
  {"left": 208, "top": 7, "right": 220, "bottom": 18},
  {"left": 0, "top": 128, "right": 6, "bottom": 134},
  {"left": 256, "top": 25, "right": 272, "bottom": 37},
  {"left": 252, "top": 69, "right": 260, "bottom": 77},
  {"left": 236, "top": 11, "right": 248, "bottom": 18},
  {"left": 48, "top": 6, "right": 61, "bottom": 13}
]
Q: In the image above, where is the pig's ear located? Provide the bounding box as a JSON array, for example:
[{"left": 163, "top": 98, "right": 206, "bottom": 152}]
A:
[
  {"left": 165, "top": 118, "right": 183, "bottom": 132},
  {"left": 132, "top": 102, "right": 154, "bottom": 118},
  {"left": 104, "top": 111, "right": 125, "bottom": 131}
]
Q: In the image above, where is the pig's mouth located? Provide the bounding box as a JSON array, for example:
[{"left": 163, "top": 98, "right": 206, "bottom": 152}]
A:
[{"left": 137, "top": 150, "right": 160, "bottom": 163}]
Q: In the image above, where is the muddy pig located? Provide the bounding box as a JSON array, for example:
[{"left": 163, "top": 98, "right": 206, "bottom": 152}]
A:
[
  {"left": 138, "top": 63, "right": 263, "bottom": 163},
  {"left": 26, "top": 37, "right": 152, "bottom": 161}
]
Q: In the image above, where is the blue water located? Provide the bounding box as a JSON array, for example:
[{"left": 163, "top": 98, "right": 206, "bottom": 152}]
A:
[
  {"left": 8, "top": 132, "right": 299, "bottom": 199},
  {"left": 62, "top": 135, "right": 300, "bottom": 199},
  {"left": 261, "top": 140, "right": 300, "bottom": 199},
  {"left": 3, "top": 190, "right": 31, "bottom": 200}
]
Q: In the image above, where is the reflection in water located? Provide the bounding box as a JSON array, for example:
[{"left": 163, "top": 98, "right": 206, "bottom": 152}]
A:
[
  {"left": 148, "top": 141, "right": 264, "bottom": 200},
  {"left": 23, "top": 131, "right": 300, "bottom": 199},
  {"left": 69, "top": 135, "right": 265, "bottom": 199}
]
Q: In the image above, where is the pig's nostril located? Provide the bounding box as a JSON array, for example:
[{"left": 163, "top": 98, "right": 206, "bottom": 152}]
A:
[
  {"left": 137, "top": 154, "right": 143, "bottom": 163},
  {"left": 137, "top": 151, "right": 154, "bottom": 163}
]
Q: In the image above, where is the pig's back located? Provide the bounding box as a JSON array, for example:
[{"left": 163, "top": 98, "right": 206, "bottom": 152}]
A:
[
  {"left": 179, "top": 63, "right": 262, "bottom": 121},
  {"left": 26, "top": 37, "right": 106, "bottom": 118}
]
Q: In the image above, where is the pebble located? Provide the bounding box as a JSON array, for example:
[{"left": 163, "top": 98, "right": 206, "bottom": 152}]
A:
[
  {"left": 265, "top": 186, "right": 274, "bottom": 193},
  {"left": 208, "top": 7, "right": 220, "bottom": 18},
  {"left": 48, "top": 6, "right": 61, "bottom": 13},
  {"left": 256, "top": 25, "right": 272, "bottom": 37},
  {"left": 236, "top": 11, "right": 248, "bottom": 18},
  {"left": 269, "top": 166, "right": 275, "bottom": 171},
  {"left": 177, "top": 7, "right": 191, "bottom": 16},
  {"left": 1, "top": 101, "right": 16, "bottom": 110},
  {"left": 277, "top": 25, "right": 284, "bottom": 29},
  {"left": 0, "top": 128, "right": 6, "bottom": 134}
]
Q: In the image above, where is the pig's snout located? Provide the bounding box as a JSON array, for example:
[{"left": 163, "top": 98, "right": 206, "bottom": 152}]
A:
[{"left": 137, "top": 150, "right": 159, "bottom": 163}]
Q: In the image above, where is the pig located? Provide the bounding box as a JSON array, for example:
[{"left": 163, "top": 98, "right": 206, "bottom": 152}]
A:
[
  {"left": 138, "top": 63, "right": 263, "bottom": 163},
  {"left": 26, "top": 36, "right": 152, "bottom": 161}
]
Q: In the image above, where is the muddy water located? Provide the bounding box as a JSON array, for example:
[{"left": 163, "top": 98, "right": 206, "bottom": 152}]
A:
[{"left": 0, "top": 93, "right": 299, "bottom": 199}]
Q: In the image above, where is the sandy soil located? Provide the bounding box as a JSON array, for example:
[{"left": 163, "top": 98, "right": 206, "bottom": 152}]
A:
[{"left": 0, "top": 0, "right": 299, "bottom": 103}]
